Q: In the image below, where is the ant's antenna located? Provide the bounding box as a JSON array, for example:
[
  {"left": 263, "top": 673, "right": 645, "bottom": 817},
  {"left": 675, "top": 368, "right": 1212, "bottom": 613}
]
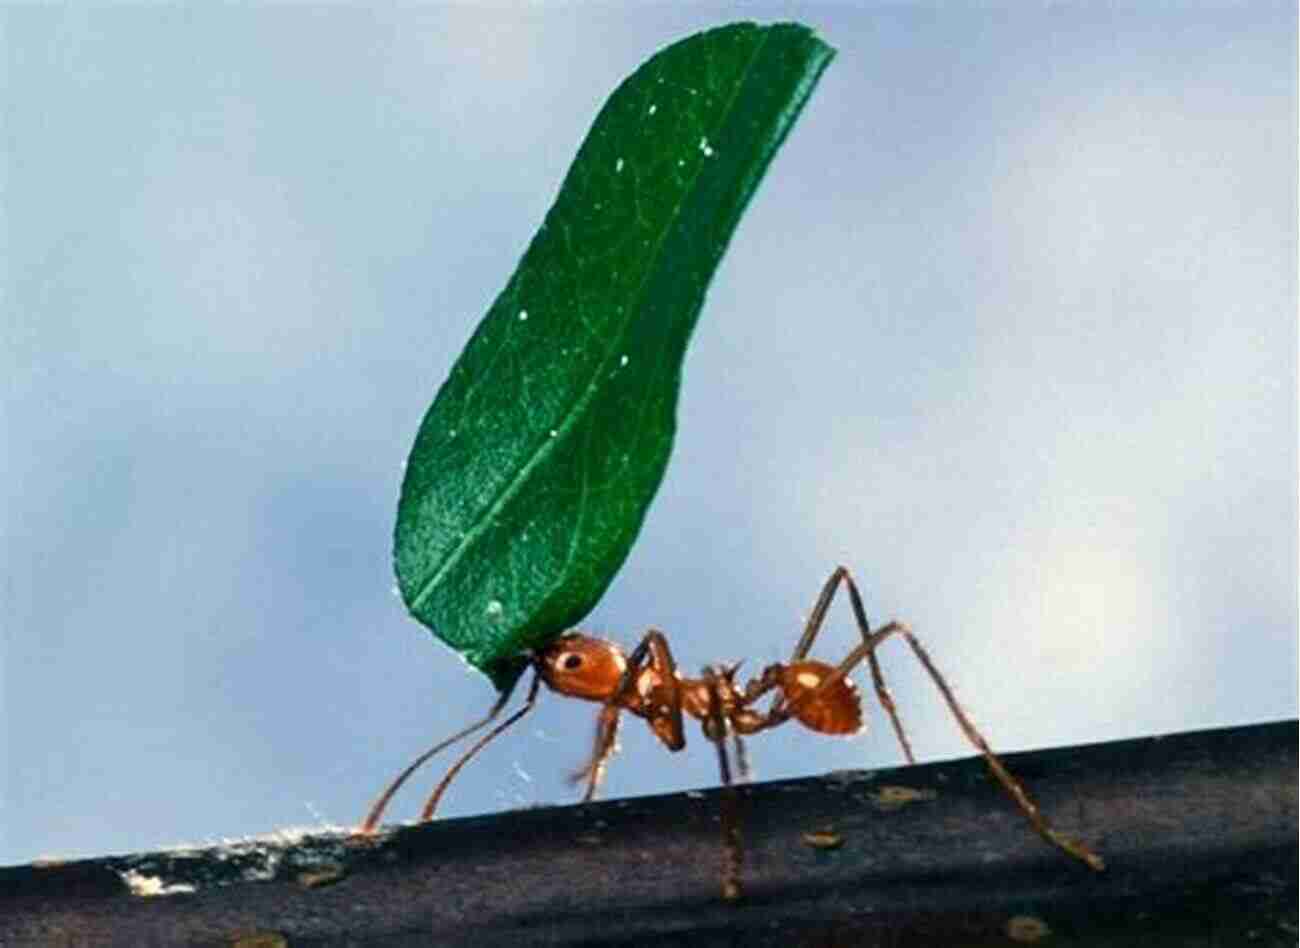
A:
[
  {"left": 360, "top": 678, "right": 520, "bottom": 834},
  {"left": 419, "top": 672, "right": 543, "bottom": 820}
]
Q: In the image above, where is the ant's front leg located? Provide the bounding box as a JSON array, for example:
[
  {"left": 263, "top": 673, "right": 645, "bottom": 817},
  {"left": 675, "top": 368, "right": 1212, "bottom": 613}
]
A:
[
  {"left": 572, "top": 629, "right": 685, "bottom": 801},
  {"left": 572, "top": 703, "right": 622, "bottom": 803}
]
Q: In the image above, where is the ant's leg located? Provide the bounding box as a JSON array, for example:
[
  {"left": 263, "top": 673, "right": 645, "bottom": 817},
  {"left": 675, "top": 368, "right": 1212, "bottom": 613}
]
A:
[
  {"left": 788, "top": 567, "right": 916, "bottom": 763},
  {"left": 789, "top": 566, "right": 848, "bottom": 660},
  {"left": 889, "top": 623, "right": 1104, "bottom": 869},
  {"left": 864, "top": 649, "right": 915, "bottom": 764},
  {"left": 573, "top": 704, "right": 622, "bottom": 802},
  {"left": 815, "top": 622, "right": 1105, "bottom": 872},
  {"left": 418, "top": 672, "right": 543, "bottom": 821},
  {"left": 732, "top": 732, "right": 751, "bottom": 782},
  {"left": 635, "top": 631, "right": 686, "bottom": 751},
  {"left": 839, "top": 570, "right": 916, "bottom": 763},
  {"left": 703, "top": 666, "right": 743, "bottom": 901},
  {"left": 573, "top": 629, "right": 685, "bottom": 800},
  {"left": 359, "top": 678, "right": 520, "bottom": 834}
]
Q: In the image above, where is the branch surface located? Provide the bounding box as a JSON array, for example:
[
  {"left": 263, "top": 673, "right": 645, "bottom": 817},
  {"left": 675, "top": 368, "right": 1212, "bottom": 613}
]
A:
[{"left": 3, "top": 720, "right": 1296, "bottom": 946}]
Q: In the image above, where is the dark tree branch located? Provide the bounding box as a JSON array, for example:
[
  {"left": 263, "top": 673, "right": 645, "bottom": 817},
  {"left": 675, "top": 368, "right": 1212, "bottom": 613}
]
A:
[{"left": 3, "top": 720, "right": 1296, "bottom": 946}]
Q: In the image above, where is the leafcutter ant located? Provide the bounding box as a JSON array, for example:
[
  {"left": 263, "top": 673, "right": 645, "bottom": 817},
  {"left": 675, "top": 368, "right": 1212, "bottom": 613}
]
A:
[{"left": 359, "top": 566, "right": 1105, "bottom": 898}]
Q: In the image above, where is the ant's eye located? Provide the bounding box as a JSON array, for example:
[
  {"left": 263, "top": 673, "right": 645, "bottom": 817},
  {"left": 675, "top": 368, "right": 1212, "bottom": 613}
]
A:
[{"left": 561, "top": 653, "right": 583, "bottom": 671}]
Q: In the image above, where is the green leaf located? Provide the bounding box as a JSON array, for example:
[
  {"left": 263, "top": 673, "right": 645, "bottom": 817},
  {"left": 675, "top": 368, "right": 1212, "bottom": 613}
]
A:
[{"left": 396, "top": 21, "right": 835, "bottom": 691}]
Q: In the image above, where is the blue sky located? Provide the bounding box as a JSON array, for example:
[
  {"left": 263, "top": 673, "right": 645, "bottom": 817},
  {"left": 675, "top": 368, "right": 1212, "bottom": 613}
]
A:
[{"left": 5, "top": 5, "right": 1295, "bottom": 865}]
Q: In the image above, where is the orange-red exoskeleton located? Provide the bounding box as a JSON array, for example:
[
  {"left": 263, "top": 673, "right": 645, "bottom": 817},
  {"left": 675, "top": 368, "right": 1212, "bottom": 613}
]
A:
[{"left": 359, "top": 566, "right": 1104, "bottom": 899}]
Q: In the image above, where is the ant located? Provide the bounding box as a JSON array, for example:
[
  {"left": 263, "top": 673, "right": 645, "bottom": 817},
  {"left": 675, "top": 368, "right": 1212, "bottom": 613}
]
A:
[{"left": 359, "top": 566, "right": 1105, "bottom": 899}]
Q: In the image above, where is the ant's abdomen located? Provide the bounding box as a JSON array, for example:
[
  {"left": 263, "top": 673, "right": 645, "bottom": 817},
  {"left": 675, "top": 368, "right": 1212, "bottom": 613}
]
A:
[{"left": 782, "top": 661, "right": 863, "bottom": 735}]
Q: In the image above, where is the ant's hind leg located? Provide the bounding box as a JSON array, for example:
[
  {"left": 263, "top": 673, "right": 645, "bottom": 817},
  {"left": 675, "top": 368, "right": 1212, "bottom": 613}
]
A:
[
  {"left": 839, "top": 569, "right": 917, "bottom": 764},
  {"left": 792, "top": 567, "right": 916, "bottom": 763},
  {"left": 775, "top": 573, "right": 1103, "bottom": 871},
  {"left": 869, "top": 622, "right": 1105, "bottom": 872},
  {"left": 789, "top": 567, "right": 847, "bottom": 661}
]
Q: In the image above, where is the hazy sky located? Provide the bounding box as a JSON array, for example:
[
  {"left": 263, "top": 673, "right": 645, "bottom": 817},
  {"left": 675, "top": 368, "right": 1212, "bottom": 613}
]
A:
[{"left": 5, "top": 5, "right": 1295, "bottom": 866}]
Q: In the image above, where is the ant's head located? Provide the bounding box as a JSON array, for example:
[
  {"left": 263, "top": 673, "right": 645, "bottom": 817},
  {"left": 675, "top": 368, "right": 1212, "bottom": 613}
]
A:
[{"left": 535, "top": 632, "right": 627, "bottom": 702}]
